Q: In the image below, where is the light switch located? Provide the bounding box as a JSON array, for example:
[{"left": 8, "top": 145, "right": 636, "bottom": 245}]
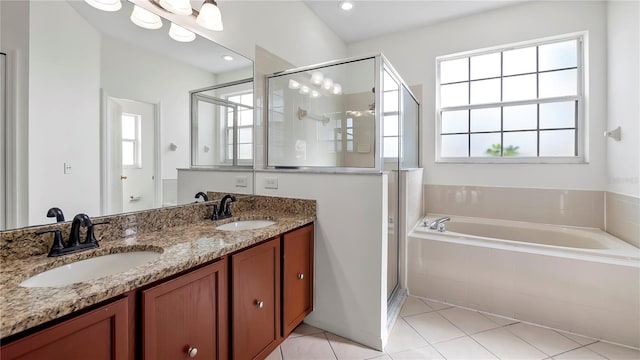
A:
[
  {"left": 64, "top": 163, "right": 72, "bottom": 174},
  {"left": 235, "top": 176, "right": 247, "bottom": 188},
  {"left": 264, "top": 177, "right": 278, "bottom": 189}
]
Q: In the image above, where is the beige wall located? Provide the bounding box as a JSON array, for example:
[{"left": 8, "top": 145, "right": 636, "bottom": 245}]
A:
[{"left": 605, "top": 192, "right": 640, "bottom": 248}]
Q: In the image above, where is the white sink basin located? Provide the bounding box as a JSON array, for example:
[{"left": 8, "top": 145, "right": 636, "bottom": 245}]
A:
[
  {"left": 20, "top": 251, "right": 161, "bottom": 288},
  {"left": 216, "top": 220, "right": 276, "bottom": 231}
]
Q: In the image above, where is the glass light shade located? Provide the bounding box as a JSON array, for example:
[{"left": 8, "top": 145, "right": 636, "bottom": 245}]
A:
[
  {"left": 159, "top": 0, "right": 192, "bottom": 16},
  {"left": 322, "top": 78, "right": 334, "bottom": 90},
  {"left": 332, "top": 83, "right": 343, "bottom": 95},
  {"left": 130, "top": 5, "right": 162, "bottom": 30},
  {"left": 310, "top": 71, "right": 324, "bottom": 85},
  {"left": 196, "top": 1, "right": 224, "bottom": 31},
  {"left": 288, "top": 79, "right": 300, "bottom": 89},
  {"left": 84, "top": 0, "right": 122, "bottom": 12},
  {"left": 169, "top": 23, "right": 196, "bottom": 42}
]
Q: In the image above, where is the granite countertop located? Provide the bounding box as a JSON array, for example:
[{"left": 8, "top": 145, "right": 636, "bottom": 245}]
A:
[{"left": 0, "top": 208, "right": 315, "bottom": 339}]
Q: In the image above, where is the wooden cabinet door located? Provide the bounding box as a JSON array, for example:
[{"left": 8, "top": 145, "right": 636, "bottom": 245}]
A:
[
  {"left": 232, "top": 238, "right": 280, "bottom": 360},
  {"left": 0, "top": 297, "right": 129, "bottom": 360},
  {"left": 142, "top": 258, "right": 228, "bottom": 360},
  {"left": 282, "top": 224, "right": 314, "bottom": 336}
]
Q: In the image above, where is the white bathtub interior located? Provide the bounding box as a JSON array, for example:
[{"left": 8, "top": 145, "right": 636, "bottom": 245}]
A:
[{"left": 408, "top": 215, "right": 640, "bottom": 348}]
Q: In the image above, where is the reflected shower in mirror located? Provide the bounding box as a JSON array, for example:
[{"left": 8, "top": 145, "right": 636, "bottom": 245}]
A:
[{"left": 0, "top": 0, "right": 253, "bottom": 230}]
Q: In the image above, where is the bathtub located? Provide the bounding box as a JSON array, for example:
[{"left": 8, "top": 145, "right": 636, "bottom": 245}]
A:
[{"left": 408, "top": 214, "right": 640, "bottom": 348}]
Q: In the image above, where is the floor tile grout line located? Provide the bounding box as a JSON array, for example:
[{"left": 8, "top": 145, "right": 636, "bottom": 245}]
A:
[
  {"left": 321, "top": 331, "right": 340, "bottom": 360},
  {"left": 467, "top": 333, "right": 503, "bottom": 360},
  {"left": 499, "top": 323, "right": 583, "bottom": 358}
]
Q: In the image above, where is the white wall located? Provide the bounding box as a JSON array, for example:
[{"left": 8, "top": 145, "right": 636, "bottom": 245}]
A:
[
  {"left": 348, "top": 1, "right": 608, "bottom": 191},
  {"left": 177, "top": 169, "right": 253, "bottom": 205},
  {"left": 28, "top": 1, "right": 101, "bottom": 224},
  {"left": 210, "top": 1, "right": 347, "bottom": 67},
  {"left": 606, "top": 0, "right": 640, "bottom": 198},
  {"left": 254, "top": 171, "right": 389, "bottom": 350}
]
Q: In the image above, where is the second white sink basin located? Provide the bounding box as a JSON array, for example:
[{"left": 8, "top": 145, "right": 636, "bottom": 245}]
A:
[
  {"left": 20, "top": 251, "right": 161, "bottom": 288},
  {"left": 216, "top": 220, "right": 276, "bottom": 231}
]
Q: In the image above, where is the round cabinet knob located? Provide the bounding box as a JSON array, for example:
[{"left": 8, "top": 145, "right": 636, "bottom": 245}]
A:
[
  {"left": 256, "top": 300, "right": 264, "bottom": 309},
  {"left": 187, "top": 347, "right": 198, "bottom": 358},
  {"left": 297, "top": 273, "right": 304, "bottom": 280}
]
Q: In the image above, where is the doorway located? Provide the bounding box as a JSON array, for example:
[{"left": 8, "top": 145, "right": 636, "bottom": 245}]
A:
[{"left": 102, "top": 95, "right": 159, "bottom": 215}]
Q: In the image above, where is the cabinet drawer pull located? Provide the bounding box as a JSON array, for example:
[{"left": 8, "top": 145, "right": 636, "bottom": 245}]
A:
[
  {"left": 297, "top": 273, "right": 304, "bottom": 280},
  {"left": 256, "top": 300, "right": 264, "bottom": 309},
  {"left": 187, "top": 347, "right": 198, "bottom": 358}
]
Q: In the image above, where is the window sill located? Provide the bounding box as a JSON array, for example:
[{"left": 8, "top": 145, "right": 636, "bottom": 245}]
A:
[{"left": 435, "top": 156, "right": 587, "bottom": 164}]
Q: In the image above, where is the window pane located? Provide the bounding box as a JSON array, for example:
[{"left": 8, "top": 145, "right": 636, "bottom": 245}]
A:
[
  {"left": 122, "top": 141, "right": 134, "bottom": 166},
  {"left": 239, "top": 109, "right": 253, "bottom": 126},
  {"left": 540, "top": 129, "right": 575, "bottom": 156},
  {"left": 441, "top": 134, "right": 468, "bottom": 157},
  {"left": 441, "top": 82, "right": 468, "bottom": 107},
  {"left": 470, "top": 107, "right": 501, "bottom": 132},
  {"left": 240, "top": 93, "right": 253, "bottom": 106},
  {"left": 238, "top": 144, "right": 252, "bottom": 159},
  {"left": 471, "top": 133, "right": 501, "bottom": 157},
  {"left": 122, "top": 115, "right": 136, "bottom": 140},
  {"left": 238, "top": 127, "right": 252, "bottom": 143},
  {"left": 227, "top": 145, "right": 233, "bottom": 159},
  {"left": 441, "top": 110, "right": 468, "bottom": 133},
  {"left": 539, "top": 69, "right": 577, "bottom": 98},
  {"left": 503, "top": 131, "right": 537, "bottom": 156},
  {"left": 503, "top": 104, "right": 537, "bottom": 131},
  {"left": 227, "top": 111, "right": 234, "bottom": 127},
  {"left": 470, "top": 78, "right": 500, "bottom": 104},
  {"left": 539, "top": 40, "right": 577, "bottom": 71},
  {"left": 384, "top": 137, "right": 399, "bottom": 158},
  {"left": 384, "top": 91, "right": 399, "bottom": 112},
  {"left": 503, "top": 74, "right": 537, "bottom": 101},
  {"left": 384, "top": 115, "right": 399, "bottom": 136},
  {"left": 347, "top": 140, "right": 353, "bottom": 152},
  {"left": 503, "top": 46, "right": 536, "bottom": 76},
  {"left": 539, "top": 101, "right": 575, "bottom": 129},
  {"left": 384, "top": 70, "right": 399, "bottom": 91},
  {"left": 470, "top": 53, "right": 501, "bottom": 80},
  {"left": 440, "top": 58, "right": 468, "bottom": 83},
  {"left": 227, "top": 129, "right": 234, "bottom": 145}
]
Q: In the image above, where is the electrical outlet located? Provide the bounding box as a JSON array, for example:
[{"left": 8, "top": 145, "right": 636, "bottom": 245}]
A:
[
  {"left": 63, "top": 163, "right": 72, "bottom": 174},
  {"left": 264, "top": 177, "right": 278, "bottom": 189},
  {"left": 235, "top": 176, "right": 247, "bottom": 188}
]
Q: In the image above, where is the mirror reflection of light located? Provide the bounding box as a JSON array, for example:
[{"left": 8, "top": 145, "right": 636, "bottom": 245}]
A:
[
  {"left": 130, "top": 5, "right": 163, "bottom": 30},
  {"left": 288, "top": 79, "right": 301, "bottom": 89},
  {"left": 332, "top": 83, "right": 343, "bottom": 95},
  {"left": 169, "top": 23, "right": 196, "bottom": 42},
  {"left": 310, "top": 71, "right": 324, "bottom": 85},
  {"left": 159, "top": 0, "right": 192, "bottom": 16},
  {"left": 310, "top": 90, "right": 320, "bottom": 98},
  {"left": 222, "top": 55, "right": 234, "bottom": 61},
  {"left": 338, "top": 1, "right": 354, "bottom": 11},
  {"left": 84, "top": 0, "right": 122, "bottom": 12},
  {"left": 299, "top": 85, "right": 310, "bottom": 94},
  {"left": 322, "top": 78, "right": 334, "bottom": 90}
]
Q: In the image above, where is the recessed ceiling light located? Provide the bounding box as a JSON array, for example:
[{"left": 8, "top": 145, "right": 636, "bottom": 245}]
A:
[
  {"left": 222, "top": 55, "right": 234, "bottom": 61},
  {"left": 338, "top": 1, "right": 354, "bottom": 11}
]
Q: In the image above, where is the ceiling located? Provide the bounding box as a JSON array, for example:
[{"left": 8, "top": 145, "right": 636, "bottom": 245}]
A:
[{"left": 303, "top": 0, "right": 526, "bottom": 43}]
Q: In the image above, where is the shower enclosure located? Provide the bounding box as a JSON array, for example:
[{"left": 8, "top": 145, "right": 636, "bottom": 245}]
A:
[{"left": 266, "top": 55, "right": 419, "bottom": 301}]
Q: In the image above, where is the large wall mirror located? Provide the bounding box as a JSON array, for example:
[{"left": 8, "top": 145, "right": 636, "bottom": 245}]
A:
[{"left": 0, "top": 0, "right": 253, "bottom": 230}]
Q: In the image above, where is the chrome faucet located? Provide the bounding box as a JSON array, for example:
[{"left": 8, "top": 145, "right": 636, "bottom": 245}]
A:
[{"left": 429, "top": 217, "right": 450, "bottom": 232}]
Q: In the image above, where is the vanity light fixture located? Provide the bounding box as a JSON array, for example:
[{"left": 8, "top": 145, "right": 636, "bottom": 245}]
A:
[
  {"left": 338, "top": 1, "right": 354, "bottom": 11},
  {"left": 299, "top": 85, "right": 310, "bottom": 95},
  {"left": 332, "top": 83, "right": 343, "bottom": 95},
  {"left": 84, "top": 0, "right": 122, "bottom": 12},
  {"left": 322, "top": 78, "right": 334, "bottom": 90},
  {"left": 169, "top": 22, "right": 196, "bottom": 42},
  {"left": 310, "top": 90, "right": 320, "bottom": 98},
  {"left": 310, "top": 71, "right": 324, "bottom": 85},
  {"left": 222, "top": 55, "right": 234, "bottom": 61},
  {"left": 159, "top": 0, "right": 192, "bottom": 16},
  {"left": 130, "top": 5, "right": 163, "bottom": 29},
  {"left": 288, "top": 79, "right": 301, "bottom": 89},
  {"left": 196, "top": 0, "right": 224, "bottom": 31}
]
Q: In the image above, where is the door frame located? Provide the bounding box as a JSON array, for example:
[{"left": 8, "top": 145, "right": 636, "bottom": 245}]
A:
[{"left": 100, "top": 90, "right": 161, "bottom": 215}]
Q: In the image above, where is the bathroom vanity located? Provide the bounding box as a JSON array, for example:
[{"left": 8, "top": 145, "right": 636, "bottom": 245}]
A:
[{"left": 0, "top": 195, "right": 315, "bottom": 360}]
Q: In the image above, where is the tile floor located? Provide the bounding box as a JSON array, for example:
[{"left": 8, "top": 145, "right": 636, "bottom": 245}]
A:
[{"left": 266, "top": 296, "right": 640, "bottom": 360}]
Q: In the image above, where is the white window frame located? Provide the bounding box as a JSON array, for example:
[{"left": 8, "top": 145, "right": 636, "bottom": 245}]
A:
[
  {"left": 121, "top": 112, "right": 141, "bottom": 169},
  {"left": 435, "top": 32, "right": 587, "bottom": 164},
  {"left": 223, "top": 90, "right": 253, "bottom": 165}
]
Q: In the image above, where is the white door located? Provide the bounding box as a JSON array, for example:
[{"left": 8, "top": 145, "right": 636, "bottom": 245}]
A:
[
  {"left": 105, "top": 96, "right": 124, "bottom": 215},
  {"left": 116, "top": 99, "right": 156, "bottom": 213}
]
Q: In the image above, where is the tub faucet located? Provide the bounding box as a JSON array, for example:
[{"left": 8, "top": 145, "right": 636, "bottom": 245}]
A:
[{"left": 429, "top": 217, "right": 450, "bottom": 232}]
